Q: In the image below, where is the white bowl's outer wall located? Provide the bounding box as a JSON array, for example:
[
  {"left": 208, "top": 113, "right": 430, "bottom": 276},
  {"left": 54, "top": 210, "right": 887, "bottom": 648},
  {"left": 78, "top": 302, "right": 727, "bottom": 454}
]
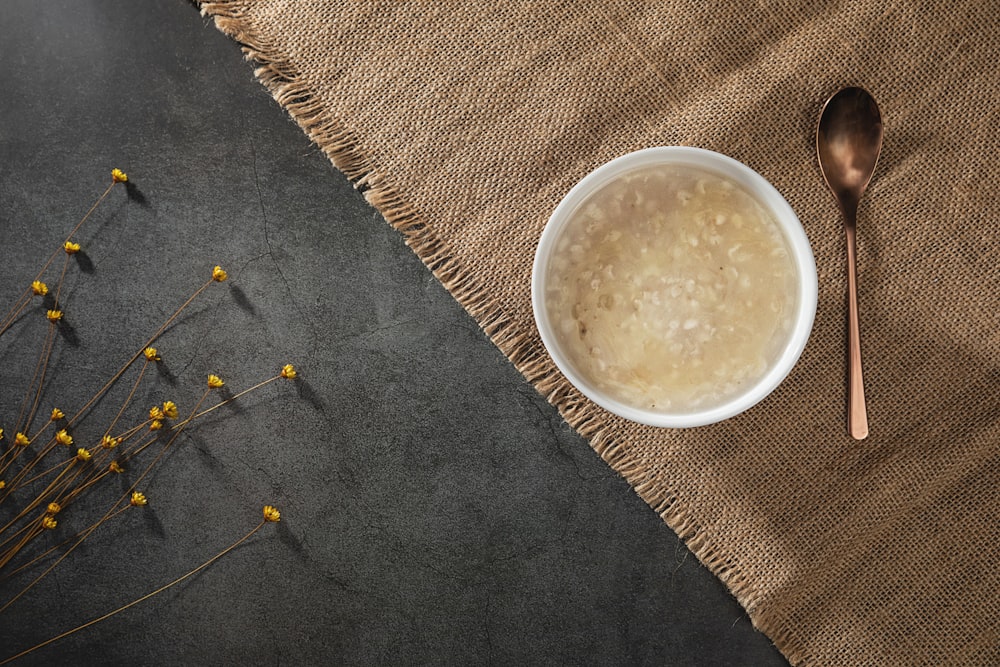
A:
[{"left": 531, "top": 147, "right": 818, "bottom": 428}]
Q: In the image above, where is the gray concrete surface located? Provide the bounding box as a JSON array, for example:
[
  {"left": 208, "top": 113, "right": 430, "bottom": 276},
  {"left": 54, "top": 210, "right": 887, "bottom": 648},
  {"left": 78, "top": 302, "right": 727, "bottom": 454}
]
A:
[{"left": 0, "top": 1, "right": 788, "bottom": 665}]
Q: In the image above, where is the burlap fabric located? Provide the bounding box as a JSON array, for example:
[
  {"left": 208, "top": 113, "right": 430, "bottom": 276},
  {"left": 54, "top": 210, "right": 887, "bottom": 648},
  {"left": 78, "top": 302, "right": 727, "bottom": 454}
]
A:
[{"left": 198, "top": 2, "right": 1000, "bottom": 664}]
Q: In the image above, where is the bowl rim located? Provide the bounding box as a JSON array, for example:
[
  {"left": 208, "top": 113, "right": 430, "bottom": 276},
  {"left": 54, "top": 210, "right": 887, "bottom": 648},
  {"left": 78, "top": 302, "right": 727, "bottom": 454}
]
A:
[{"left": 531, "top": 146, "right": 818, "bottom": 428}]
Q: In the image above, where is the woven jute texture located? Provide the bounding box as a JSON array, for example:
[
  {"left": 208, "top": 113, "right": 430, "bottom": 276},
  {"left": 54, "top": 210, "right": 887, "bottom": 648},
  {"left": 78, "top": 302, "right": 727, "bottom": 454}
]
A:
[{"left": 199, "top": 2, "right": 999, "bottom": 664}]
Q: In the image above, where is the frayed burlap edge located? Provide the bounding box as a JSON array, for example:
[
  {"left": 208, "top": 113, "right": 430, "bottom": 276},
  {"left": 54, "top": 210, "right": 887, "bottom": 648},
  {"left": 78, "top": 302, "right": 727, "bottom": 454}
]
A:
[{"left": 197, "top": 2, "right": 810, "bottom": 664}]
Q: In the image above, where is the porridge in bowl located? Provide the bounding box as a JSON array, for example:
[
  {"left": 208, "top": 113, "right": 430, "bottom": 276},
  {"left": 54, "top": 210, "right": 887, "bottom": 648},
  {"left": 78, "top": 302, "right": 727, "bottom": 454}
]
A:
[{"left": 543, "top": 163, "right": 799, "bottom": 413}]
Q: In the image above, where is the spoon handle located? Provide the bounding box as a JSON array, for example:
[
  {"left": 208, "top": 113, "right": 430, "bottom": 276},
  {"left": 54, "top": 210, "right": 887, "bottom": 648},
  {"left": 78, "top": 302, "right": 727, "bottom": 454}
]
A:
[{"left": 843, "top": 211, "right": 869, "bottom": 439}]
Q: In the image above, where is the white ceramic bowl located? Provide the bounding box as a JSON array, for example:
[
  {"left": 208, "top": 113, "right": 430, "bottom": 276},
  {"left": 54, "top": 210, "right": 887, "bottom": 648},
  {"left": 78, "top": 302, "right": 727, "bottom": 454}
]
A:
[{"left": 531, "top": 147, "right": 817, "bottom": 428}]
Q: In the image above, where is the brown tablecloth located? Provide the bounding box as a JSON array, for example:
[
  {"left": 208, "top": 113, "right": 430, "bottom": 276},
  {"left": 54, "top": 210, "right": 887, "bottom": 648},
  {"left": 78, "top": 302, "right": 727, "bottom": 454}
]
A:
[{"left": 199, "top": 2, "right": 1000, "bottom": 663}]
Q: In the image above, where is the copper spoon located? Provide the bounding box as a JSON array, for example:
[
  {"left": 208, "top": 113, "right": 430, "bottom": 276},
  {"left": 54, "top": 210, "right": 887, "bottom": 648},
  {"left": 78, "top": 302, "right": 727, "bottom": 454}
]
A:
[{"left": 816, "top": 87, "right": 883, "bottom": 440}]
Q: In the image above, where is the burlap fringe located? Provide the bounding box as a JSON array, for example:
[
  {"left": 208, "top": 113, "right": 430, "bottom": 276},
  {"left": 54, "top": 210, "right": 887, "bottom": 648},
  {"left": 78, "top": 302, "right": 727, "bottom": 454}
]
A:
[{"left": 197, "top": 2, "right": 806, "bottom": 663}]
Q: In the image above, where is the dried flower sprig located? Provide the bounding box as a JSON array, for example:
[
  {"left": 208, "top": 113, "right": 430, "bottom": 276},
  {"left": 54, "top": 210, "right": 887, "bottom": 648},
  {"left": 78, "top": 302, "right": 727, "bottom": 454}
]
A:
[
  {"left": 0, "top": 174, "right": 298, "bottom": 664},
  {"left": 0, "top": 169, "right": 125, "bottom": 339},
  {"left": 0, "top": 170, "right": 299, "bottom": 661},
  {"left": 0, "top": 508, "right": 277, "bottom": 664},
  {"left": 0, "top": 353, "right": 296, "bottom": 617},
  {"left": 62, "top": 263, "right": 233, "bottom": 433},
  {"left": 171, "top": 365, "right": 301, "bottom": 427}
]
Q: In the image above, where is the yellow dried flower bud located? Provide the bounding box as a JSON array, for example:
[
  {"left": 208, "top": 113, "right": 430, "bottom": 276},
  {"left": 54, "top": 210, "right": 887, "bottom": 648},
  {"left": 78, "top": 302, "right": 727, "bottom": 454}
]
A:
[
  {"left": 263, "top": 505, "right": 281, "bottom": 523},
  {"left": 207, "top": 374, "right": 224, "bottom": 389},
  {"left": 50, "top": 407, "right": 64, "bottom": 421},
  {"left": 212, "top": 265, "right": 228, "bottom": 282},
  {"left": 31, "top": 280, "right": 48, "bottom": 296},
  {"left": 109, "top": 461, "right": 124, "bottom": 474},
  {"left": 162, "top": 400, "right": 178, "bottom": 420},
  {"left": 143, "top": 347, "right": 160, "bottom": 361},
  {"left": 149, "top": 420, "right": 163, "bottom": 431},
  {"left": 46, "top": 309, "right": 63, "bottom": 323},
  {"left": 149, "top": 405, "right": 164, "bottom": 421},
  {"left": 280, "top": 364, "right": 297, "bottom": 380},
  {"left": 15, "top": 432, "right": 30, "bottom": 447},
  {"left": 101, "top": 435, "right": 119, "bottom": 449},
  {"left": 0, "top": 428, "right": 3, "bottom": 441},
  {"left": 130, "top": 491, "right": 147, "bottom": 507},
  {"left": 63, "top": 241, "right": 81, "bottom": 254},
  {"left": 112, "top": 168, "right": 128, "bottom": 183},
  {"left": 76, "top": 448, "right": 92, "bottom": 462},
  {"left": 47, "top": 502, "right": 61, "bottom": 515},
  {"left": 0, "top": 480, "right": 5, "bottom": 490},
  {"left": 55, "top": 429, "right": 73, "bottom": 446},
  {"left": 42, "top": 516, "right": 57, "bottom": 530}
]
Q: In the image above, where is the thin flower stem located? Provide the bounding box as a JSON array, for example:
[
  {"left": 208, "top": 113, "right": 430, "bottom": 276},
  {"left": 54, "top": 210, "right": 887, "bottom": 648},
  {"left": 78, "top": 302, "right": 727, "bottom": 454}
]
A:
[
  {"left": 21, "top": 324, "right": 59, "bottom": 446},
  {"left": 171, "top": 375, "right": 281, "bottom": 429},
  {"left": 110, "top": 421, "right": 149, "bottom": 448},
  {"left": 0, "top": 505, "right": 131, "bottom": 582},
  {"left": 66, "top": 279, "right": 213, "bottom": 429},
  {"left": 63, "top": 181, "right": 117, "bottom": 245},
  {"left": 14, "top": 322, "right": 56, "bottom": 435},
  {"left": 52, "top": 446, "right": 118, "bottom": 509},
  {"left": 0, "top": 441, "right": 127, "bottom": 571},
  {"left": 60, "top": 464, "right": 112, "bottom": 504},
  {"left": 122, "top": 389, "right": 210, "bottom": 491},
  {"left": 0, "top": 497, "right": 108, "bottom": 612},
  {"left": 27, "top": 421, "right": 56, "bottom": 446},
  {"left": 0, "top": 435, "right": 32, "bottom": 479},
  {"left": 50, "top": 253, "right": 71, "bottom": 311},
  {"left": 0, "top": 460, "right": 75, "bottom": 539},
  {"left": 0, "top": 523, "right": 41, "bottom": 571},
  {"left": 18, "top": 254, "right": 71, "bottom": 437},
  {"left": 0, "top": 519, "right": 37, "bottom": 561},
  {"left": 103, "top": 359, "right": 149, "bottom": 438},
  {"left": 0, "top": 436, "right": 61, "bottom": 502},
  {"left": 1, "top": 293, "right": 34, "bottom": 338},
  {"left": 0, "top": 180, "right": 116, "bottom": 337},
  {"left": 0, "top": 450, "right": 15, "bottom": 477},
  {"left": 101, "top": 420, "right": 163, "bottom": 469},
  {"left": 48, "top": 376, "right": 283, "bottom": 497},
  {"left": 0, "top": 390, "right": 211, "bottom": 611},
  {"left": 0, "top": 417, "right": 67, "bottom": 499},
  {"left": 9, "top": 456, "right": 75, "bottom": 495},
  {"left": 0, "top": 292, "right": 33, "bottom": 339},
  {"left": 0, "top": 521, "right": 266, "bottom": 665},
  {"left": 0, "top": 523, "right": 33, "bottom": 571},
  {"left": 119, "top": 433, "right": 161, "bottom": 464},
  {"left": 0, "top": 420, "right": 57, "bottom": 485},
  {"left": 23, "top": 323, "right": 59, "bottom": 436},
  {"left": 43, "top": 458, "right": 95, "bottom": 513},
  {"left": 0, "top": 447, "right": 114, "bottom": 549}
]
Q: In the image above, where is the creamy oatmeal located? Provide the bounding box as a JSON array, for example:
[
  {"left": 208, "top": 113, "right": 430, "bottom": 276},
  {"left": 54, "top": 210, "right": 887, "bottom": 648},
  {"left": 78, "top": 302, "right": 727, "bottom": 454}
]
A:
[{"left": 545, "top": 164, "right": 798, "bottom": 412}]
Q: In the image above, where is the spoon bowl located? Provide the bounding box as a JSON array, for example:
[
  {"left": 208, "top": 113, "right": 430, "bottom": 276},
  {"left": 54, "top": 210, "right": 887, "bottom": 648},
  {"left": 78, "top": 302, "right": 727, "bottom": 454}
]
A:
[
  {"left": 816, "top": 87, "right": 883, "bottom": 440},
  {"left": 818, "top": 88, "right": 884, "bottom": 207}
]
